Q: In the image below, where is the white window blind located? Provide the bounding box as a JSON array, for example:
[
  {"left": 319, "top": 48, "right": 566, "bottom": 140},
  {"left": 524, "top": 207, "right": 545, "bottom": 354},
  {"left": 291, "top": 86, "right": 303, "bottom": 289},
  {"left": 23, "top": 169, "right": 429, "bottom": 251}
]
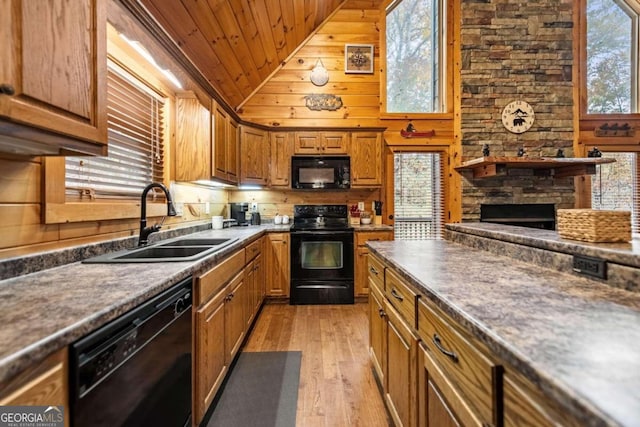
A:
[
  {"left": 393, "top": 152, "right": 445, "bottom": 240},
  {"left": 66, "top": 61, "right": 165, "bottom": 200},
  {"left": 592, "top": 151, "right": 640, "bottom": 234}
]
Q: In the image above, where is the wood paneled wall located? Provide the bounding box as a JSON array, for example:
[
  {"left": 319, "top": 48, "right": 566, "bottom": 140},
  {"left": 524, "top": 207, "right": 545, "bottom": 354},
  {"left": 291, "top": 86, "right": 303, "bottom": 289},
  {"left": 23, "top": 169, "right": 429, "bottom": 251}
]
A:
[{"left": 238, "top": 7, "right": 382, "bottom": 128}]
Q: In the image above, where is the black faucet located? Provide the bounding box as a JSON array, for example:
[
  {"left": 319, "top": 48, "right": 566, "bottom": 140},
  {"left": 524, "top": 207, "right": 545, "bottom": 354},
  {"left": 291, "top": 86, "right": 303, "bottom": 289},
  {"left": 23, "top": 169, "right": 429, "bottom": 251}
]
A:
[{"left": 138, "top": 182, "right": 177, "bottom": 246}]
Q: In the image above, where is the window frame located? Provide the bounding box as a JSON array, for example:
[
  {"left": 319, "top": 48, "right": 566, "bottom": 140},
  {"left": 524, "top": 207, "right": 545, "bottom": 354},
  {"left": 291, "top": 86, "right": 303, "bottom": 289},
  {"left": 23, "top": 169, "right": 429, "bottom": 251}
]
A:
[
  {"left": 578, "top": 0, "right": 640, "bottom": 120},
  {"left": 379, "top": 0, "right": 455, "bottom": 119},
  {"left": 43, "top": 38, "right": 175, "bottom": 225}
]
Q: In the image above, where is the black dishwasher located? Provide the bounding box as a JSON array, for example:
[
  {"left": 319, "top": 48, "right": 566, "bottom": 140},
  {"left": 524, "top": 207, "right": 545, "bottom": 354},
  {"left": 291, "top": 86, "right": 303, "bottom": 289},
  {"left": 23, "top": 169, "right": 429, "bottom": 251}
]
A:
[{"left": 70, "top": 277, "right": 192, "bottom": 427}]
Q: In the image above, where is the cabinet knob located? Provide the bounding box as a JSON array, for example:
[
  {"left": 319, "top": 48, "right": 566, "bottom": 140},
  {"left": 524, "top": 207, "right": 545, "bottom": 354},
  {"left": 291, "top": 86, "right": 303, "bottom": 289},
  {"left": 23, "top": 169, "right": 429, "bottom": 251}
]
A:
[
  {"left": 0, "top": 84, "right": 15, "bottom": 95},
  {"left": 378, "top": 308, "right": 386, "bottom": 318}
]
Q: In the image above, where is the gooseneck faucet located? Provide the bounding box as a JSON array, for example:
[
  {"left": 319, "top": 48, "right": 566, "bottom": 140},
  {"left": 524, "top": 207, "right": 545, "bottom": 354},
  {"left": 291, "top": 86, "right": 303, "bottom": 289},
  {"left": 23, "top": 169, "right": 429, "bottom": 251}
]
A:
[{"left": 138, "top": 182, "right": 177, "bottom": 246}]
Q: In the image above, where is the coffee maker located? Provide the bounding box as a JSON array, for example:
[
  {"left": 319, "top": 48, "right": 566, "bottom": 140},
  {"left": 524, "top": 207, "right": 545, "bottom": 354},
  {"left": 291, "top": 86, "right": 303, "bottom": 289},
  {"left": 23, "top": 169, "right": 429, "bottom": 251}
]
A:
[{"left": 229, "top": 203, "right": 249, "bottom": 226}]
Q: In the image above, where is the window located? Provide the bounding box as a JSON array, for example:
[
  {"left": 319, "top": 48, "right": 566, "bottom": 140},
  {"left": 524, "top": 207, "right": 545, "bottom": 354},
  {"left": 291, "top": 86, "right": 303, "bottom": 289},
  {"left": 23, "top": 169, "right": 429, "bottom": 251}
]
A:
[
  {"left": 393, "top": 152, "right": 444, "bottom": 239},
  {"left": 592, "top": 152, "right": 639, "bottom": 234},
  {"left": 65, "top": 60, "right": 166, "bottom": 200},
  {"left": 586, "top": 0, "right": 638, "bottom": 113},
  {"left": 384, "top": 0, "right": 445, "bottom": 113}
]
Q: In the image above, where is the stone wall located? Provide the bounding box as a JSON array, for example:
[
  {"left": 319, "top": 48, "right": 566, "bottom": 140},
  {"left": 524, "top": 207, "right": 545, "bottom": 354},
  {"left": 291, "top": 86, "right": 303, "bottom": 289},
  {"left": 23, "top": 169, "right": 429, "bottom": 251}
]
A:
[{"left": 459, "top": 0, "right": 576, "bottom": 220}]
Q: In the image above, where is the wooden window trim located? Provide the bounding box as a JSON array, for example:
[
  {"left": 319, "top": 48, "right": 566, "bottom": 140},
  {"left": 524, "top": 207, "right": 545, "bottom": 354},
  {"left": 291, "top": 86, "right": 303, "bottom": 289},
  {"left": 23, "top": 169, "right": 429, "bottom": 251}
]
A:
[{"left": 43, "top": 28, "right": 177, "bottom": 225}]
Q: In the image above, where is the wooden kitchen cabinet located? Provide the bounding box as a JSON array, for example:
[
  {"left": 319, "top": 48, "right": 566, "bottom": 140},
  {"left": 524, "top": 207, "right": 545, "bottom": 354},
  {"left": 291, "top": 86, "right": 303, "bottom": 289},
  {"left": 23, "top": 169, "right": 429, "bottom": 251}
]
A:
[
  {"left": 270, "top": 132, "right": 295, "bottom": 187},
  {"left": 350, "top": 132, "right": 382, "bottom": 187},
  {"left": 503, "top": 369, "right": 583, "bottom": 427},
  {"left": 244, "top": 237, "right": 265, "bottom": 328},
  {"left": 0, "top": 0, "right": 107, "bottom": 156},
  {"left": 194, "top": 249, "right": 244, "bottom": 424},
  {"left": 369, "top": 274, "right": 387, "bottom": 388},
  {"left": 355, "top": 231, "right": 393, "bottom": 296},
  {"left": 0, "top": 348, "right": 69, "bottom": 427},
  {"left": 194, "top": 284, "right": 228, "bottom": 424},
  {"left": 240, "top": 125, "right": 269, "bottom": 185},
  {"left": 225, "top": 270, "right": 247, "bottom": 364},
  {"left": 417, "top": 297, "right": 496, "bottom": 426},
  {"left": 266, "top": 233, "right": 290, "bottom": 297},
  {"left": 386, "top": 300, "right": 419, "bottom": 427},
  {"left": 294, "top": 131, "right": 348, "bottom": 154},
  {"left": 175, "top": 92, "right": 211, "bottom": 181},
  {"left": 368, "top": 253, "right": 418, "bottom": 427},
  {"left": 212, "top": 102, "right": 238, "bottom": 184}
]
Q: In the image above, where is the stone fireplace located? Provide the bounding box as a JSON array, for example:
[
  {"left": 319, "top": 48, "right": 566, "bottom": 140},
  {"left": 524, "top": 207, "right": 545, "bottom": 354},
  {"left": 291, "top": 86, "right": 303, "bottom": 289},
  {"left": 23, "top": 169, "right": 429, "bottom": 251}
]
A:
[{"left": 459, "top": 0, "right": 576, "bottom": 221}]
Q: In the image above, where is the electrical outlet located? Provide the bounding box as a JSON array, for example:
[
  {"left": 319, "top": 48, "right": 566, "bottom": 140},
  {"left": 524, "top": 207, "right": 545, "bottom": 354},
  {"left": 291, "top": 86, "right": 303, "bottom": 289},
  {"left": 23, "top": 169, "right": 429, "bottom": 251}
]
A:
[
  {"left": 251, "top": 202, "right": 258, "bottom": 212},
  {"left": 205, "top": 202, "right": 210, "bottom": 214},
  {"left": 358, "top": 201, "right": 364, "bottom": 211}
]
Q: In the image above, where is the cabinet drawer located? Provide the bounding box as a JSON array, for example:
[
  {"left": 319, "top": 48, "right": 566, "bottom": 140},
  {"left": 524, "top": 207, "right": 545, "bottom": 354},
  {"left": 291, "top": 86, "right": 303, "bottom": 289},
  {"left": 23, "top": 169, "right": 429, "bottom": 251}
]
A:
[
  {"left": 355, "top": 231, "right": 393, "bottom": 246},
  {"left": 245, "top": 238, "right": 262, "bottom": 263},
  {"left": 385, "top": 268, "right": 417, "bottom": 329},
  {"left": 196, "top": 249, "right": 245, "bottom": 305},
  {"left": 367, "top": 254, "right": 385, "bottom": 293},
  {"left": 417, "top": 298, "right": 495, "bottom": 424}
]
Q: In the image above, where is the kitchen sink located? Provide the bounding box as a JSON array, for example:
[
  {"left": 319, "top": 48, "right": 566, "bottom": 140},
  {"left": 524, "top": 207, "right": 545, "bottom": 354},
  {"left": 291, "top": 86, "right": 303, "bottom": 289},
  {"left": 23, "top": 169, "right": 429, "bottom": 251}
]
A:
[
  {"left": 82, "top": 237, "right": 238, "bottom": 263},
  {"left": 158, "top": 238, "right": 233, "bottom": 247}
]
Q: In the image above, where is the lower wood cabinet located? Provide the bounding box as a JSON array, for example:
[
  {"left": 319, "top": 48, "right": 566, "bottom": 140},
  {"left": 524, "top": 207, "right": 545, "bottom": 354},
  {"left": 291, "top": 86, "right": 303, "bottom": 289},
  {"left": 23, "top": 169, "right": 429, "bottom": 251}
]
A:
[
  {"left": 266, "top": 233, "right": 290, "bottom": 297},
  {"left": 355, "top": 230, "right": 393, "bottom": 296},
  {"left": 503, "top": 369, "right": 582, "bottom": 427},
  {"left": 0, "top": 348, "right": 69, "bottom": 427},
  {"left": 195, "top": 284, "right": 228, "bottom": 424},
  {"left": 194, "top": 243, "right": 265, "bottom": 425},
  {"left": 386, "top": 301, "right": 419, "bottom": 427},
  {"left": 369, "top": 276, "right": 387, "bottom": 386},
  {"left": 368, "top": 252, "right": 500, "bottom": 427}
]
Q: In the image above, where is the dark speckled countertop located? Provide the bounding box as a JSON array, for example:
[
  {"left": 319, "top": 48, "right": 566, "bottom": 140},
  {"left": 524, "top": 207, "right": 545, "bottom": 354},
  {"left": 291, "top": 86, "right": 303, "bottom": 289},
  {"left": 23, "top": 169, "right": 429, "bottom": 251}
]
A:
[
  {"left": 0, "top": 225, "right": 289, "bottom": 385},
  {"left": 368, "top": 228, "right": 640, "bottom": 427}
]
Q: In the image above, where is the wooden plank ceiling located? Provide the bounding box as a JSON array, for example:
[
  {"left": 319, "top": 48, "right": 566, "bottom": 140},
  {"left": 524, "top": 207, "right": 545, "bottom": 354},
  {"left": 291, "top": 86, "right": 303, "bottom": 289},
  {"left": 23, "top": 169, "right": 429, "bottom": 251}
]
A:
[{"left": 138, "top": 0, "right": 381, "bottom": 111}]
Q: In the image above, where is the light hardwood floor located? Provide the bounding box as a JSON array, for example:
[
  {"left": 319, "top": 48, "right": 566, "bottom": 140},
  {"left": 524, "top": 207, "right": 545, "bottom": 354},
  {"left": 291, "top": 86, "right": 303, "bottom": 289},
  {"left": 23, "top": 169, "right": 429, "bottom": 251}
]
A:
[{"left": 242, "top": 302, "right": 392, "bottom": 427}]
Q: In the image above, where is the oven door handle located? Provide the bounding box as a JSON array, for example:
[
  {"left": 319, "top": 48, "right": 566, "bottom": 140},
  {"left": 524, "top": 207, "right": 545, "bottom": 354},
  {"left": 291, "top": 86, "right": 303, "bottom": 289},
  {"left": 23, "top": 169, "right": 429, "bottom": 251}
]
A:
[{"left": 291, "top": 230, "right": 353, "bottom": 236}]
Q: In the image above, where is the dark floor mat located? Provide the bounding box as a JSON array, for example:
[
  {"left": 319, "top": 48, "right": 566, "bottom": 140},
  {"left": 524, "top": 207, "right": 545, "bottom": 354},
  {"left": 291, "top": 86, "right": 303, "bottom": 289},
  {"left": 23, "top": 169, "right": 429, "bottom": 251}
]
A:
[{"left": 205, "top": 351, "right": 302, "bottom": 427}]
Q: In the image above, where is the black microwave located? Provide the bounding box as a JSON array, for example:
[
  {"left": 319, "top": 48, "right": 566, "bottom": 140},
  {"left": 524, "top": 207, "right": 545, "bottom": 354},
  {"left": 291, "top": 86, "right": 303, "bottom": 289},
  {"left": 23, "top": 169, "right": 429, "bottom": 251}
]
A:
[{"left": 291, "top": 156, "right": 350, "bottom": 189}]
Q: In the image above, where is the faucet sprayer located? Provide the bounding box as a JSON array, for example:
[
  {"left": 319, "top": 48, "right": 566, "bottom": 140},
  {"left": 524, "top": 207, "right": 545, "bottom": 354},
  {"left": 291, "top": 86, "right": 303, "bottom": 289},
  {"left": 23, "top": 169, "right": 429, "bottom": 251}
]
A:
[{"left": 138, "top": 182, "right": 177, "bottom": 246}]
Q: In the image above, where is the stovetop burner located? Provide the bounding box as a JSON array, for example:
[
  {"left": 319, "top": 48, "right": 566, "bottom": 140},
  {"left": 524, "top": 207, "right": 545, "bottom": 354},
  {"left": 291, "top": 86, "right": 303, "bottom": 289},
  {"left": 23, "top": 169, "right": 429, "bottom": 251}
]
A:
[{"left": 291, "top": 204, "right": 351, "bottom": 231}]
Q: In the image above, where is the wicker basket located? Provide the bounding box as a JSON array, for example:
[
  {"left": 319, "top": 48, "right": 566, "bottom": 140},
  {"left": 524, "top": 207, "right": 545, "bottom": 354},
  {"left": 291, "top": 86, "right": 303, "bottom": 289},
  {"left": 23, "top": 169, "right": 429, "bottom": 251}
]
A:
[{"left": 556, "top": 209, "right": 631, "bottom": 243}]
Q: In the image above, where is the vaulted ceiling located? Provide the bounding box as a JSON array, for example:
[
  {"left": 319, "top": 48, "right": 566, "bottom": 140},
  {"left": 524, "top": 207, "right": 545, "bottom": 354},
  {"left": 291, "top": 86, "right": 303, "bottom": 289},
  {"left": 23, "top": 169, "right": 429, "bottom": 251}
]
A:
[{"left": 132, "top": 0, "right": 381, "bottom": 111}]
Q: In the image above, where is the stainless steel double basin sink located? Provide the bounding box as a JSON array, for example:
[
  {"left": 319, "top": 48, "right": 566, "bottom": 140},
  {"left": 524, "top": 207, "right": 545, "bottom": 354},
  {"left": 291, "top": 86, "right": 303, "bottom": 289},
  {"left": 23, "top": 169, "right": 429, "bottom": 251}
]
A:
[{"left": 83, "top": 237, "right": 239, "bottom": 263}]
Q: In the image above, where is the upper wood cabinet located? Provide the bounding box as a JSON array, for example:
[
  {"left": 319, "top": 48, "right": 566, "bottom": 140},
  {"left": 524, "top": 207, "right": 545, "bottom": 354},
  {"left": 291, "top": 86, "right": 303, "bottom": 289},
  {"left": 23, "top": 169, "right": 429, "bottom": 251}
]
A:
[
  {"left": 0, "top": 0, "right": 107, "bottom": 156},
  {"left": 294, "top": 131, "right": 348, "bottom": 155},
  {"left": 240, "top": 125, "right": 269, "bottom": 186},
  {"left": 175, "top": 92, "right": 211, "bottom": 181},
  {"left": 212, "top": 102, "right": 238, "bottom": 184},
  {"left": 350, "top": 132, "right": 382, "bottom": 187},
  {"left": 270, "top": 132, "right": 294, "bottom": 187}
]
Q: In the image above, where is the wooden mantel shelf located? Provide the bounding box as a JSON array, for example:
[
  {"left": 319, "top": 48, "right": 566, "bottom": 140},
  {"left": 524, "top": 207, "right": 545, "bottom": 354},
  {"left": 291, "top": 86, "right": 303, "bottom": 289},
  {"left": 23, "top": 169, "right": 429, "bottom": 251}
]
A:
[{"left": 455, "top": 156, "right": 616, "bottom": 178}]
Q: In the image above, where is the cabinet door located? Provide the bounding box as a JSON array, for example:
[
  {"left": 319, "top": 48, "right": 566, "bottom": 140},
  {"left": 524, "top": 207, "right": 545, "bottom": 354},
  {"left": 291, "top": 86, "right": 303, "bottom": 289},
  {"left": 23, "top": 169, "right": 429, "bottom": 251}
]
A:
[
  {"left": 212, "top": 103, "right": 228, "bottom": 181},
  {"left": 227, "top": 118, "right": 239, "bottom": 183},
  {"left": 356, "top": 247, "right": 370, "bottom": 296},
  {"left": 266, "top": 233, "right": 290, "bottom": 297},
  {"left": 419, "top": 342, "right": 483, "bottom": 427},
  {"left": 294, "top": 131, "right": 321, "bottom": 154},
  {"left": 369, "top": 283, "right": 387, "bottom": 388},
  {"left": 355, "top": 231, "right": 393, "bottom": 296},
  {"left": 0, "top": 348, "right": 69, "bottom": 427},
  {"left": 351, "top": 132, "right": 382, "bottom": 187},
  {"left": 386, "top": 302, "right": 419, "bottom": 427},
  {"left": 244, "top": 259, "right": 256, "bottom": 327},
  {"left": 255, "top": 251, "right": 265, "bottom": 307},
  {"left": 225, "top": 271, "right": 246, "bottom": 364},
  {"left": 322, "top": 131, "right": 348, "bottom": 154},
  {"left": 175, "top": 93, "right": 211, "bottom": 181},
  {"left": 240, "top": 125, "right": 269, "bottom": 185},
  {"left": 270, "top": 132, "right": 294, "bottom": 187},
  {"left": 194, "top": 286, "right": 227, "bottom": 425},
  {"left": 0, "top": 0, "right": 107, "bottom": 154}
]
